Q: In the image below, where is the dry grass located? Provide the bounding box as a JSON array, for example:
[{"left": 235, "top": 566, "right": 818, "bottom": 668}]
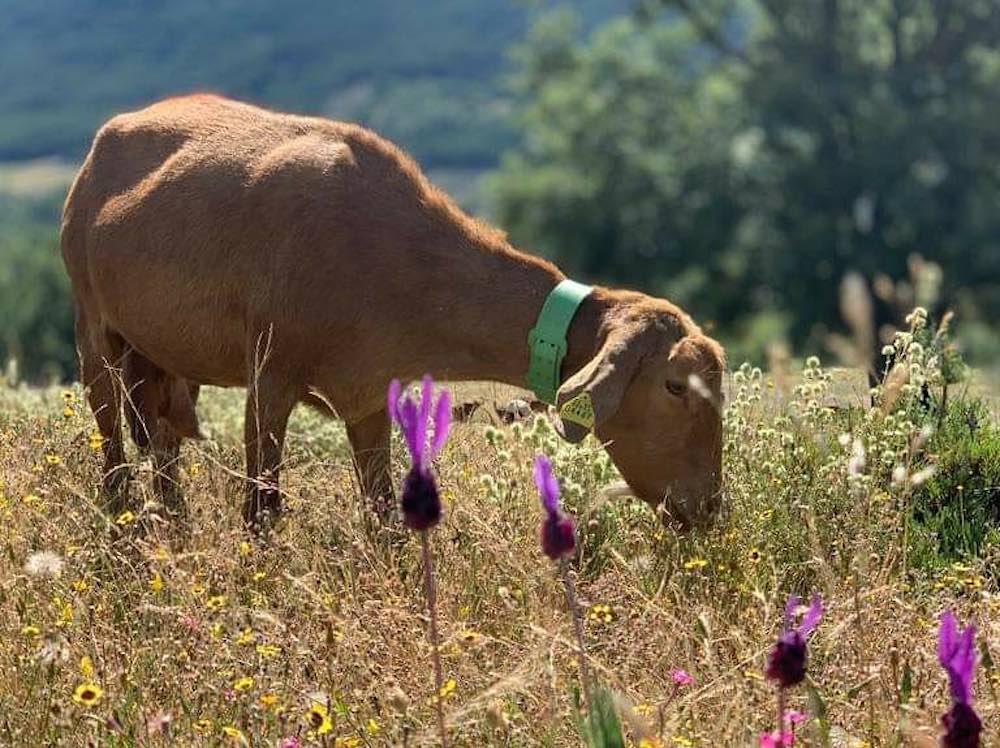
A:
[{"left": 0, "top": 357, "right": 997, "bottom": 747}]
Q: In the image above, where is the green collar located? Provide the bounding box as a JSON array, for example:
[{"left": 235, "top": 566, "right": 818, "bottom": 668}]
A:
[{"left": 526, "top": 279, "right": 593, "bottom": 404}]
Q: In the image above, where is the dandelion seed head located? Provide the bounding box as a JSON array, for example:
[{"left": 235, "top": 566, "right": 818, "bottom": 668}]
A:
[{"left": 24, "top": 550, "right": 64, "bottom": 578}]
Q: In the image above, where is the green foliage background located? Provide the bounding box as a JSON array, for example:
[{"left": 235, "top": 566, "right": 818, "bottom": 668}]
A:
[
  {"left": 489, "top": 1, "right": 1000, "bottom": 363},
  {"left": 0, "top": 0, "right": 623, "bottom": 167},
  {"left": 0, "top": 0, "right": 998, "bottom": 381}
]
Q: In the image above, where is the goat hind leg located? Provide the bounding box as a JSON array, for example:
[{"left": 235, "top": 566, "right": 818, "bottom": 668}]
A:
[
  {"left": 347, "top": 409, "right": 393, "bottom": 520},
  {"left": 77, "top": 315, "right": 129, "bottom": 512}
]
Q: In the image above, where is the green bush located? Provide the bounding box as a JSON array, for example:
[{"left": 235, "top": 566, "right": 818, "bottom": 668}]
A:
[{"left": 910, "top": 397, "right": 1000, "bottom": 566}]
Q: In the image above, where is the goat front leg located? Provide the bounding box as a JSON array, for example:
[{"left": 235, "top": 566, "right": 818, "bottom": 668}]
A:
[{"left": 242, "top": 371, "right": 298, "bottom": 535}]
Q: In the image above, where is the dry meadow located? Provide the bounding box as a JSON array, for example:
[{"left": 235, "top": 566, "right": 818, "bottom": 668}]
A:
[{"left": 0, "top": 347, "right": 997, "bottom": 746}]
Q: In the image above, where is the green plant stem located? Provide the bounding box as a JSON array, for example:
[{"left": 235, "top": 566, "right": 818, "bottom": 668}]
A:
[
  {"left": 559, "top": 556, "right": 591, "bottom": 708},
  {"left": 777, "top": 687, "right": 786, "bottom": 747},
  {"left": 421, "top": 530, "right": 447, "bottom": 747}
]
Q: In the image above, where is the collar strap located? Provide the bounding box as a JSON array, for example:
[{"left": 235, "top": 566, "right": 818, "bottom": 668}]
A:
[{"left": 526, "top": 279, "right": 593, "bottom": 404}]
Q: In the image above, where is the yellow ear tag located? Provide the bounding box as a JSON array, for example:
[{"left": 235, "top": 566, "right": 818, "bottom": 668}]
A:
[{"left": 559, "top": 392, "right": 595, "bottom": 430}]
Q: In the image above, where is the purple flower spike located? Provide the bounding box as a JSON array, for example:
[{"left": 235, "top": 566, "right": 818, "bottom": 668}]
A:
[
  {"left": 766, "top": 594, "right": 823, "bottom": 688},
  {"left": 939, "top": 611, "right": 977, "bottom": 704},
  {"left": 938, "top": 610, "right": 981, "bottom": 748},
  {"left": 533, "top": 454, "right": 575, "bottom": 559},
  {"left": 387, "top": 376, "right": 452, "bottom": 531}
]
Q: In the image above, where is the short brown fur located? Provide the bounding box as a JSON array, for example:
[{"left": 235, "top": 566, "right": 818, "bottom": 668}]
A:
[{"left": 62, "top": 95, "right": 725, "bottom": 529}]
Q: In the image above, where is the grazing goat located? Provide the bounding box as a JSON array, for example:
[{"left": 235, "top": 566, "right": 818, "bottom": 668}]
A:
[{"left": 61, "top": 95, "right": 725, "bottom": 531}]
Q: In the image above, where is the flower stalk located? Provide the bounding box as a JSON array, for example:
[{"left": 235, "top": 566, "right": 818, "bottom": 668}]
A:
[
  {"left": 559, "top": 556, "right": 591, "bottom": 704},
  {"left": 533, "top": 454, "right": 591, "bottom": 704},
  {"left": 421, "top": 529, "right": 447, "bottom": 747},
  {"left": 387, "top": 375, "right": 452, "bottom": 747}
]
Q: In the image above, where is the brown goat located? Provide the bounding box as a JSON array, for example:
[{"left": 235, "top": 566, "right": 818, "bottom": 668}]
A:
[{"left": 61, "top": 94, "right": 725, "bottom": 530}]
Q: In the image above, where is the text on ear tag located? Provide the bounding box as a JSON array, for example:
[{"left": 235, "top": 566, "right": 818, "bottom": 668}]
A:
[{"left": 560, "top": 392, "right": 595, "bottom": 430}]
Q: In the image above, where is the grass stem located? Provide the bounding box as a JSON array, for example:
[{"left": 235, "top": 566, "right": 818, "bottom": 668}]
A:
[{"left": 421, "top": 529, "right": 447, "bottom": 747}]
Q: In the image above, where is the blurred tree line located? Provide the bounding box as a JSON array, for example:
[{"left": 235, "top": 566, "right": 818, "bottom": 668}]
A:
[
  {"left": 0, "top": 193, "right": 74, "bottom": 382},
  {"left": 0, "top": 0, "right": 623, "bottom": 168},
  {"left": 488, "top": 0, "right": 1000, "bottom": 363},
  {"left": 3, "top": 0, "right": 999, "bottom": 381}
]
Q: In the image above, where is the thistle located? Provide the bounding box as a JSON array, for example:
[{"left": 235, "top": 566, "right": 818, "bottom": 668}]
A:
[
  {"left": 388, "top": 375, "right": 452, "bottom": 747},
  {"left": 938, "top": 610, "right": 981, "bottom": 748}
]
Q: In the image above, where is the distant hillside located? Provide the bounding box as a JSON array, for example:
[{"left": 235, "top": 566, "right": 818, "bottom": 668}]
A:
[{"left": 0, "top": 0, "right": 626, "bottom": 169}]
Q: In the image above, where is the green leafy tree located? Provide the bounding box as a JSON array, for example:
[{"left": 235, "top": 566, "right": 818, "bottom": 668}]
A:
[{"left": 489, "top": 1, "right": 1000, "bottom": 358}]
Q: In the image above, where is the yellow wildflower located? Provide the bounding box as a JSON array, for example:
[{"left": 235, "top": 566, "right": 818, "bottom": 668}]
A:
[
  {"left": 72, "top": 683, "right": 103, "bottom": 707},
  {"left": 587, "top": 604, "right": 615, "bottom": 623},
  {"left": 366, "top": 718, "right": 381, "bottom": 734},
  {"left": 235, "top": 627, "right": 254, "bottom": 645},
  {"left": 335, "top": 738, "right": 361, "bottom": 748},
  {"left": 252, "top": 571, "right": 266, "bottom": 582},
  {"left": 439, "top": 678, "right": 457, "bottom": 699},
  {"left": 115, "top": 510, "right": 135, "bottom": 526},
  {"left": 256, "top": 643, "right": 280, "bottom": 657},
  {"left": 79, "top": 655, "right": 94, "bottom": 678},
  {"left": 149, "top": 572, "right": 164, "bottom": 593},
  {"left": 205, "top": 595, "right": 226, "bottom": 610},
  {"left": 221, "top": 725, "right": 245, "bottom": 742},
  {"left": 72, "top": 578, "right": 89, "bottom": 592},
  {"left": 88, "top": 431, "right": 105, "bottom": 451},
  {"left": 44, "top": 454, "right": 62, "bottom": 465},
  {"left": 306, "top": 701, "right": 333, "bottom": 735},
  {"left": 21, "top": 624, "right": 40, "bottom": 637},
  {"left": 259, "top": 692, "right": 279, "bottom": 707},
  {"left": 233, "top": 676, "right": 254, "bottom": 691},
  {"left": 193, "top": 718, "right": 213, "bottom": 734},
  {"left": 56, "top": 601, "right": 74, "bottom": 627},
  {"left": 683, "top": 557, "right": 708, "bottom": 570}
]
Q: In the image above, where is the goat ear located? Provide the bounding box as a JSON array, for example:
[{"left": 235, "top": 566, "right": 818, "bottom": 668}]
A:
[{"left": 555, "top": 324, "right": 659, "bottom": 443}]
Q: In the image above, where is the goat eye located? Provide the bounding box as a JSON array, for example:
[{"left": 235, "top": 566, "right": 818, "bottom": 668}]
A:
[{"left": 665, "top": 380, "right": 686, "bottom": 396}]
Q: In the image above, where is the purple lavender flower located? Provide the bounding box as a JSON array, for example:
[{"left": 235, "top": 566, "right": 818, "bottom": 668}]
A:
[
  {"left": 533, "top": 454, "right": 575, "bottom": 559},
  {"left": 938, "top": 610, "right": 982, "bottom": 748},
  {"left": 387, "top": 376, "right": 451, "bottom": 531},
  {"left": 765, "top": 594, "right": 823, "bottom": 688}
]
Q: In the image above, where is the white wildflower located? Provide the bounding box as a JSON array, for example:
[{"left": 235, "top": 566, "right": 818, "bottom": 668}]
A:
[
  {"left": 24, "top": 551, "right": 64, "bottom": 578},
  {"left": 911, "top": 465, "right": 936, "bottom": 486},
  {"left": 847, "top": 439, "right": 866, "bottom": 476},
  {"left": 36, "top": 638, "right": 70, "bottom": 666}
]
